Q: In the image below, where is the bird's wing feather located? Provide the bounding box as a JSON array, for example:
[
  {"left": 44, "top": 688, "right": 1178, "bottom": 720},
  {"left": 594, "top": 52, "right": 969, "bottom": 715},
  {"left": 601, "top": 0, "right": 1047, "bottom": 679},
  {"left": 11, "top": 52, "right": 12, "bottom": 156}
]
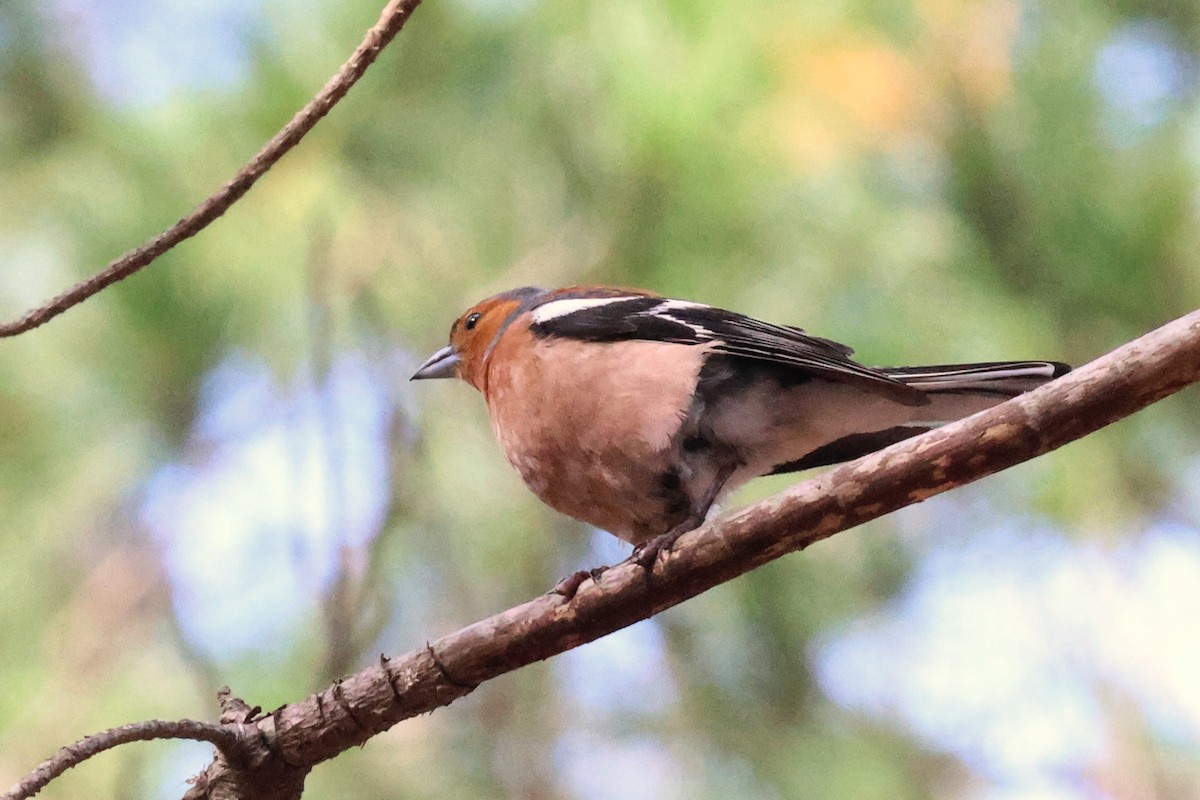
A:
[{"left": 529, "top": 294, "right": 927, "bottom": 404}]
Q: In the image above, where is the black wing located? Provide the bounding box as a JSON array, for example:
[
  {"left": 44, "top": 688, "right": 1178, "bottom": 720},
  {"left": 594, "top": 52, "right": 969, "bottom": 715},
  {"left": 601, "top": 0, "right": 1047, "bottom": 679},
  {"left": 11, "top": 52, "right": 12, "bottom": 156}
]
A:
[{"left": 529, "top": 294, "right": 926, "bottom": 405}]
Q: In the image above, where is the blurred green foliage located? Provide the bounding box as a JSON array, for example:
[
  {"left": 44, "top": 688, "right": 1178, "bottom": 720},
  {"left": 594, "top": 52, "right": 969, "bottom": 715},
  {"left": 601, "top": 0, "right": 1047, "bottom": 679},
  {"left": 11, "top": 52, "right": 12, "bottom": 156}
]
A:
[{"left": 1, "top": 0, "right": 1198, "bottom": 797}]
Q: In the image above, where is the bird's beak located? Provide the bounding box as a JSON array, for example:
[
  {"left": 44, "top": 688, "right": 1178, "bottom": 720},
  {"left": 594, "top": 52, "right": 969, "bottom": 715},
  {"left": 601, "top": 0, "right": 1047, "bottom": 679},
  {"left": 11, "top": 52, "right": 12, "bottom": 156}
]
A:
[{"left": 411, "top": 345, "right": 461, "bottom": 380}]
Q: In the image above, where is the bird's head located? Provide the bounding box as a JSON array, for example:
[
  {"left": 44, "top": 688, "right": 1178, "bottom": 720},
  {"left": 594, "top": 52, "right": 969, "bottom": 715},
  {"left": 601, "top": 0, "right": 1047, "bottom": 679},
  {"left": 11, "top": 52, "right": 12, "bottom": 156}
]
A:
[{"left": 410, "top": 286, "right": 546, "bottom": 391}]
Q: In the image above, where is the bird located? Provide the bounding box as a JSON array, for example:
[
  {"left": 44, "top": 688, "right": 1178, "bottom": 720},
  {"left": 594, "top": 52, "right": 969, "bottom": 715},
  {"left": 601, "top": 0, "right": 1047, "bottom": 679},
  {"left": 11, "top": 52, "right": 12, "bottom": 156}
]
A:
[{"left": 411, "top": 285, "right": 1069, "bottom": 581}]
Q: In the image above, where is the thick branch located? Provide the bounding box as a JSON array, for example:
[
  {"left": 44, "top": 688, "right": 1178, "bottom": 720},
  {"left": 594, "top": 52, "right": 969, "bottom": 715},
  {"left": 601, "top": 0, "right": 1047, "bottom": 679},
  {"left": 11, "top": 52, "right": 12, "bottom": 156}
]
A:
[
  {"left": 171, "top": 309, "right": 1199, "bottom": 798},
  {"left": 0, "top": 0, "right": 422, "bottom": 338},
  {"left": 2, "top": 720, "right": 240, "bottom": 800}
]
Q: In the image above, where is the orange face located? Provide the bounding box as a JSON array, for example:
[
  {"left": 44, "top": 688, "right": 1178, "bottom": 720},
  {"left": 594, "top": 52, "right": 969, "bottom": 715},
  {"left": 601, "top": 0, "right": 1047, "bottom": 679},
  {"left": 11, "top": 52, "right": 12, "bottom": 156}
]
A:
[{"left": 411, "top": 288, "right": 545, "bottom": 392}]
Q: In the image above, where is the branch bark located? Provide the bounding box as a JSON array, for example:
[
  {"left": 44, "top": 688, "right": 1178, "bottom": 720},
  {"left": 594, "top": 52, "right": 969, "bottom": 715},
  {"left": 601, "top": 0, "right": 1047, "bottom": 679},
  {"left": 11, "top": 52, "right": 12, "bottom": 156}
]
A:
[
  {"left": 9, "top": 308, "right": 1199, "bottom": 800},
  {"left": 0, "top": 0, "right": 422, "bottom": 339},
  {"left": 2, "top": 720, "right": 240, "bottom": 800}
]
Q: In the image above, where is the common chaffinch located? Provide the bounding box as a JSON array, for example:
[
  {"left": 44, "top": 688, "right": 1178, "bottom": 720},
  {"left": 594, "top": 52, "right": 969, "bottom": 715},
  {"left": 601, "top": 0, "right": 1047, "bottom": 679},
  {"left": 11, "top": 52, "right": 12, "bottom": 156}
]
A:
[{"left": 413, "top": 286, "right": 1068, "bottom": 576}]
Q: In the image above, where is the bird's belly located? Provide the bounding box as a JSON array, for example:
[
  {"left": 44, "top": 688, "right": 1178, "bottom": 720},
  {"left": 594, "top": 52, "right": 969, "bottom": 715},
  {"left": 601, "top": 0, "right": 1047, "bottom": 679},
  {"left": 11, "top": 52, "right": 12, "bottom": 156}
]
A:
[
  {"left": 484, "top": 339, "right": 709, "bottom": 543},
  {"left": 499, "top": 429, "right": 674, "bottom": 543}
]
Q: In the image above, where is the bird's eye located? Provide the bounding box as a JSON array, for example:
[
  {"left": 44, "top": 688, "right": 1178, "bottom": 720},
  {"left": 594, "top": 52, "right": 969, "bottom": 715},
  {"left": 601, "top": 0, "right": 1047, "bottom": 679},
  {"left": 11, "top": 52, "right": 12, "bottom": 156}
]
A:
[{"left": 464, "top": 312, "right": 482, "bottom": 331}]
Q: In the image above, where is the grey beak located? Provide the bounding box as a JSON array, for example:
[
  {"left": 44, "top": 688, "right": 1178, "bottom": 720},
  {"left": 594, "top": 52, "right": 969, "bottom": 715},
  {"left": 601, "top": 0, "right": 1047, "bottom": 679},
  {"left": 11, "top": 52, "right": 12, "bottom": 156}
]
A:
[{"left": 411, "top": 345, "right": 461, "bottom": 380}]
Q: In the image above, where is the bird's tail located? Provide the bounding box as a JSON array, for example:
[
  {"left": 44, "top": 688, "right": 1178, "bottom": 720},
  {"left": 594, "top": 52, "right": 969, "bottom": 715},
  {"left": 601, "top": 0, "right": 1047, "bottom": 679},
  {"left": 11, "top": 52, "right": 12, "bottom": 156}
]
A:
[
  {"left": 883, "top": 360, "right": 1070, "bottom": 394},
  {"left": 764, "top": 360, "right": 1070, "bottom": 474},
  {"left": 881, "top": 360, "right": 1071, "bottom": 421}
]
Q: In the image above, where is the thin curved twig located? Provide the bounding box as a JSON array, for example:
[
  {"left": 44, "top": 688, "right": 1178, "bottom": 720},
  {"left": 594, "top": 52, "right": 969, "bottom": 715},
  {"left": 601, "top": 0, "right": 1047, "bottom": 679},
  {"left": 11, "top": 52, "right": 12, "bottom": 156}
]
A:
[
  {"left": 0, "top": 0, "right": 423, "bottom": 338},
  {"left": 7, "top": 309, "right": 1199, "bottom": 800},
  {"left": 2, "top": 720, "right": 241, "bottom": 800}
]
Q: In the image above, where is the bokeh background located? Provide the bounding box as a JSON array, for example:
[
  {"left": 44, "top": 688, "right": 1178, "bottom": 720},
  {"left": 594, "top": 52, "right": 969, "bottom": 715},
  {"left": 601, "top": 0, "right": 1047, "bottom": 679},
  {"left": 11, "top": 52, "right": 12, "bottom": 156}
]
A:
[{"left": 2, "top": 0, "right": 1200, "bottom": 797}]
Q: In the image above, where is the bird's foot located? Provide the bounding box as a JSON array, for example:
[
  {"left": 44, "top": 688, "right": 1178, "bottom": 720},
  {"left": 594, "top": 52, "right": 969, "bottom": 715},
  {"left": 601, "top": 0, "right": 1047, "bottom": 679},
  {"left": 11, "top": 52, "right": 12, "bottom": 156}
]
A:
[
  {"left": 632, "top": 529, "right": 685, "bottom": 573},
  {"left": 549, "top": 566, "right": 609, "bottom": 600}
]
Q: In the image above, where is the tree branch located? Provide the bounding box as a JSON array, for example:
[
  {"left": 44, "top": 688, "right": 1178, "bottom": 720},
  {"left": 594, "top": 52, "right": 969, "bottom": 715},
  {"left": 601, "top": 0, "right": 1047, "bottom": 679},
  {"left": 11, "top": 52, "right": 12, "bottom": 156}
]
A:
[
  {"left": 11, "top": 308, "right": 1199, "bottom": 800},
  {"left": 0, "top": 0, "right": 423, "bottom": 339},
  {"left": 2, "top": 720, "right": 241, "bottom": 800},
  {"left": 183, "top": 308, "right": 1200, "bottom": 798}
]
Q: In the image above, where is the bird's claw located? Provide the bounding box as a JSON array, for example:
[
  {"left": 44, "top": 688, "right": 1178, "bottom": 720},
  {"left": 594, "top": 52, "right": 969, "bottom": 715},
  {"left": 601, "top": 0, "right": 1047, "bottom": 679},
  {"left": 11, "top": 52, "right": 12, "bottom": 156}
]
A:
[
  {"left": 632, "top": 531, "right": 681, "bottom": 573},
  {"left": 549, "top": 566, "right": 609, "bottom": 600}
]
